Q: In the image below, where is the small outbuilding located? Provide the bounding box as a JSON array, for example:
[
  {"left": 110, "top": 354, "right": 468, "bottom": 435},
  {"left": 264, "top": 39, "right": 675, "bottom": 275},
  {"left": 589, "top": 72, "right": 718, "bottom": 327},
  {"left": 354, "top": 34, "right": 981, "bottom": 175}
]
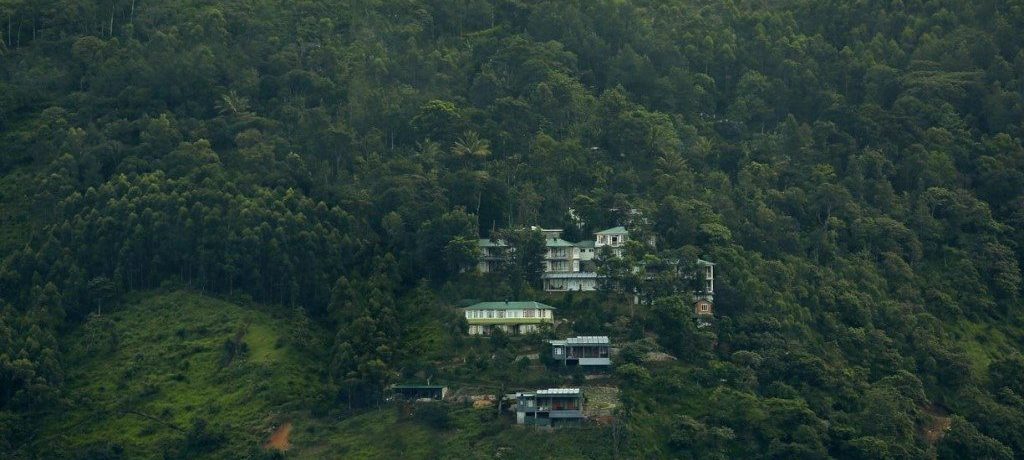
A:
[
  {"left": 389, "top": 384, "right": 448, "bottom": 401},
  {"left": 694, "top": 298, "right": 713, "bottom": 316}
]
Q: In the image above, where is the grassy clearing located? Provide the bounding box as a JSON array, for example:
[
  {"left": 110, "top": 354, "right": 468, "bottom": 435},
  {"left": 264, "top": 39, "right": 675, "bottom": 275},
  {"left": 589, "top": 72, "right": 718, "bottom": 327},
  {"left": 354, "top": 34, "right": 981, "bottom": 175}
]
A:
[
  {"left": 34, "top": 289, "right": 624, "bottom": 458},
  {"left": 950, "top": 319, "right": 1022, "bottom": 373},
  {"left": 292, "top": 405, "right": 615, "bottom": 459},
  {"left": 38, "top": 290, "right": 319, "bottom": 458}
]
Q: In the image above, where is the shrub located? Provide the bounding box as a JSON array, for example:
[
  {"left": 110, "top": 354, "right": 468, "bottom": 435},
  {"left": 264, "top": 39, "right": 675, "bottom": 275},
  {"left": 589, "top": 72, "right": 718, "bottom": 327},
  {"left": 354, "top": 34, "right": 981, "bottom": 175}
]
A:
[{"left": 412, "top": 404, "right": 454, "bottom": 430}]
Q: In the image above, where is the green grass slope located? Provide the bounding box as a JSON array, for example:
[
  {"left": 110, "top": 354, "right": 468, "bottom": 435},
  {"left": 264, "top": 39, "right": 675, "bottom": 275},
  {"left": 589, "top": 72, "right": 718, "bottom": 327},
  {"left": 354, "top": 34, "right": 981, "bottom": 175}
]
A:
[
  {"left": 293, "top": 406, "right": 616, "bottom": 459},
  {"left": 34, "top": 289, "right": 616, "bottom": 459},
  {"left": 37, "top": 290, "right": 320, "bottom": 459}
]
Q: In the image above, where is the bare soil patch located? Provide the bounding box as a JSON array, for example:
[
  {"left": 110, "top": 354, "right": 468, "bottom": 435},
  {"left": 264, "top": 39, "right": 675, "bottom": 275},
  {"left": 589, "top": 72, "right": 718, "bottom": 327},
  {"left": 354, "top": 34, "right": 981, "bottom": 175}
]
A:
[{"left": 264, "top": 422, "right": 293, "bottom": 451}]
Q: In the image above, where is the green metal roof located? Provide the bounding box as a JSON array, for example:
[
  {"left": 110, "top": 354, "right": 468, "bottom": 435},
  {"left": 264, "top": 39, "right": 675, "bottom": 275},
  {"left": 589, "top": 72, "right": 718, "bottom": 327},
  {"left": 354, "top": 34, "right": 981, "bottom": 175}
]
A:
[
  {"left": 478, "top": 238, "right": 507, "bottom": 247},
  {"left": 575, "top": 240, "right": 596, "bottom": 248},
  {"left": 595, "top": 226, "right": 627, "bottom": 235},
  {"left": 465, "top": 301, "right": 554, "bottom": 310},
  {"left": 546, "top": 238, "right": 576, "bottom": 247}
]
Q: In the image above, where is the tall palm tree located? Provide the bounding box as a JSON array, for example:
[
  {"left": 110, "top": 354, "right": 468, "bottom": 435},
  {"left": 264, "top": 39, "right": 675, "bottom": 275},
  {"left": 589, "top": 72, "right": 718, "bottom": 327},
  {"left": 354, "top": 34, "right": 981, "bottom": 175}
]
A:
[{"left": 452, "top": 131, "right": 491, "bottom": 163}]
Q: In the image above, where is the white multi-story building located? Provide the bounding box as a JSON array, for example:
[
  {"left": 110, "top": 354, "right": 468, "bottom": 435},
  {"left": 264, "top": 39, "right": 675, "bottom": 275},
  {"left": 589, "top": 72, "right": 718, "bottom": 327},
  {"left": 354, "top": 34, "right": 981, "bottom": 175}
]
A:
[
  {"left": 476, "top": 226, "right": 715, "bottom": 305},
  {"left": 542, "top": 233, "right": 580, "bottom": 273},
  {"left": 463, "top": 301, "right": 555, "bottom": 335},
  {"left": 540, "top": 228, "right": 595, "bottom": 292},
  {"left": 576, "top": 240, "right": 597, "bottom": 261},
  {"left": 594, "top": 226, "right": 628, "bottom": 257},
  {"left": 698, "top": 259, "right": 714, "bottom": 297},
  {"left": 477, "top": 238, "right": 508, "bottom": 273}
]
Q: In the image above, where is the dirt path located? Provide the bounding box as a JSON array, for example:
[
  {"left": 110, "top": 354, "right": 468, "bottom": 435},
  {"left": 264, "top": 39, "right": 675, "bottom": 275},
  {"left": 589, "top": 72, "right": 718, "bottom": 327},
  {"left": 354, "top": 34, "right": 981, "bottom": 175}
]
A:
[
  {"left": 264, "top": 422, "right": 292, "bottom": 451},
  {"left": 920, "top": 404, "right": 952, "bottom": 445}
]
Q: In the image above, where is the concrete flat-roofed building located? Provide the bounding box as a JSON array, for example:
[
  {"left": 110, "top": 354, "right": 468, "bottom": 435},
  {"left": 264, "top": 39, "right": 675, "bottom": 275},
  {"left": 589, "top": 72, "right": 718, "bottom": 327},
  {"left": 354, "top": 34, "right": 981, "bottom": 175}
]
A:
[
  {"left": 515, "top": 388, "right": 585, "bottom": 426},
  {"left": 549, "top": 336, "right": 611, "bottom": 367},
  {"left": 463, "top": 301, "right": 555, "bottom": 335}
]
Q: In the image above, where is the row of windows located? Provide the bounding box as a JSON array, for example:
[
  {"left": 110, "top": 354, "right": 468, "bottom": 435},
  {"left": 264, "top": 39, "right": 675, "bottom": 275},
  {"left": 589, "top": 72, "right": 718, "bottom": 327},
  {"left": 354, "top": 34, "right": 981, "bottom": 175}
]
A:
[
  {"left": 465, "top": 309, "right": 550, "bottom": 319},
  {"left": 548, "top": 248, "right": 569, "bottom": 258},
  {"left": 468, "top": 324, "right": 541, "bottom": 335},
  {"left": 548, "top": 261, "right": 573, "bottom": 271},
  {"left": 596, "top": 235, "right": 625, "bottom": 245}
]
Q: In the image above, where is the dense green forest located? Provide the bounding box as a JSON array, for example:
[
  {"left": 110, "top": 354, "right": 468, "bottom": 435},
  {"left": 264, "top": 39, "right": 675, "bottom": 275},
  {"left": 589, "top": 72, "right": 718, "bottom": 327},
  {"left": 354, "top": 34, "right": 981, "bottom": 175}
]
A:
[{"left": 2, "top": 0, "right": 1024, "bottom": 458}]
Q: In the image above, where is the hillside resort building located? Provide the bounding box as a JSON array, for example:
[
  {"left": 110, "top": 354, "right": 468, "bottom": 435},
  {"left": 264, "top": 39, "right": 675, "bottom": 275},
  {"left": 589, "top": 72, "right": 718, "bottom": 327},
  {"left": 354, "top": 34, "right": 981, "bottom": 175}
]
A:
[
  {"left": 515, "top": 388, "right": 585, "bottom": 426},
  {"left": 477, "top": 226, "right": 716, "bottom": 314},
  {"left": 463, "top": 301, "right": 555, "bottom": 335},
  {"left": 477, "top": 226, "right": 629, "bottom": 292},
  {"left": 549, "top": 336, "right": 611, "bottom": 367}
]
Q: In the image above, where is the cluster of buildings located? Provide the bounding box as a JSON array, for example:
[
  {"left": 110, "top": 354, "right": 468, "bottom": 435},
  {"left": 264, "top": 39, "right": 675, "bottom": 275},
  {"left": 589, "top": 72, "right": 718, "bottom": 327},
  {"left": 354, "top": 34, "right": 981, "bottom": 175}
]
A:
[
  {"left": 393, "top": 225, "right": 719, "bottom": 428},
  {"left": 478, "top": 226, "right": 716, "bottom": 301},
  {"left": 391, "top": 383, "right": 587, "bottom": 427},
  {"left": 478, "top": 226, "right": 631, "bottom": 292},
  {"left": 472, "top": 225, "right": 716, "bottom": 337},
  {"left": 508, "top": 335, "right": 611, "bottom": 425},
  {"left": 392, "top": 335, "right": 610, "bottom": 426}
]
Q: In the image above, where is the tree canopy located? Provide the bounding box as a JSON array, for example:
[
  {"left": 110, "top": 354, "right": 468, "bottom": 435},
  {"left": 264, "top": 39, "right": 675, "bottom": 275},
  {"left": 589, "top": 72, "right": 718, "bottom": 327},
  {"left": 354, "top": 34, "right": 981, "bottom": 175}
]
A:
[{"left": 1, "top": 0, "right": 1023, "bottom": 457}]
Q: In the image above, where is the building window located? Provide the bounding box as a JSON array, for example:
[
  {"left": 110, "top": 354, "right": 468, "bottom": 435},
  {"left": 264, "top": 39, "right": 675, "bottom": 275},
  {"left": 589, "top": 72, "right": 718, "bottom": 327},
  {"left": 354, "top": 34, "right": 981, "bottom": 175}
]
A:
[
  {"left": 498, "top": 310, "right": 505, "bottom": 318},
  {"left": 487, "top": 310, "right": 494, "bottom": 318},
  {"left": 701, "top": 304, "right": 710, "bottom": 312},
  {"left": 524, "top": 309, "right": 535, "bottom": 318}
]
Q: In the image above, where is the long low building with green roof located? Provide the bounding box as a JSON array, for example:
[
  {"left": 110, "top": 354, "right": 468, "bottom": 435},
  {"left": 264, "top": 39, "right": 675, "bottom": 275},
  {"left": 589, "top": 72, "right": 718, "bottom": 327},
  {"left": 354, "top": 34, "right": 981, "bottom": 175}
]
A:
[{"left": 463, "top": 301, "right": 555, "bottom": 335}]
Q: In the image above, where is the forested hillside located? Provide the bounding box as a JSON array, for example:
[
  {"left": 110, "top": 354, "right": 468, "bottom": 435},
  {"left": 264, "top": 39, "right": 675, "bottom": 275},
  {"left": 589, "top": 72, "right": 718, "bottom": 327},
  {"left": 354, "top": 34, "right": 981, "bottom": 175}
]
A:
[{"left": 2, "top": 0, "right": 1024, "bottom": 458}]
